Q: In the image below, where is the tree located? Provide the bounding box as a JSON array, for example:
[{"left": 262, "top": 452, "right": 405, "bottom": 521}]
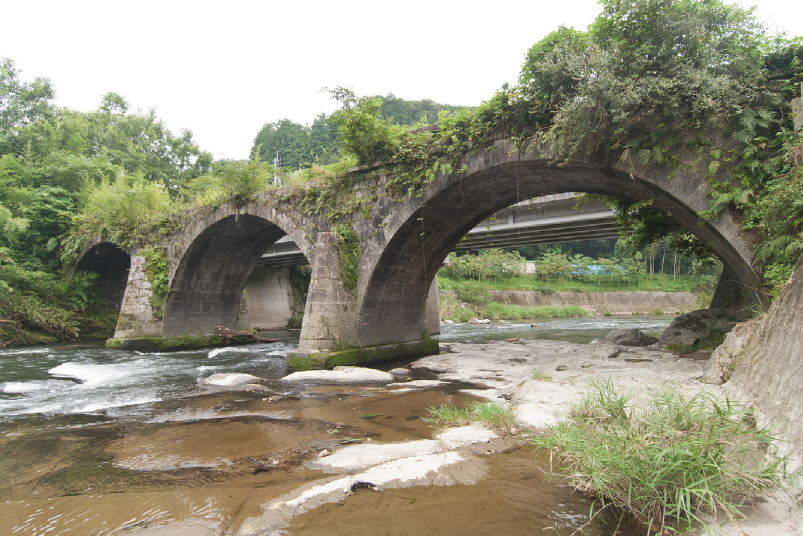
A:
[
  {"left": 252, "top": 119, "right": 311, "bottom": 170},
  {"left": 519, "top": 25, "right": 588, "bottom": 116},
  {"left": 0, "top": 57, "right": 55, "bottom": 154},
  {"left": 327, "top": 87, "right": 402, "bottom": 165}
]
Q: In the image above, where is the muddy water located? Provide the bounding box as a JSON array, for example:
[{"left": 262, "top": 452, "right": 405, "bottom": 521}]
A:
[
  {"left": 0, "top": 319, "right": 671, "bottom": 535},
  {"left": 287, "top": 448, "right": 642, "bottom": 536},
  {"left": 0, "top": 381, "right": 476, "bottom": 534}
]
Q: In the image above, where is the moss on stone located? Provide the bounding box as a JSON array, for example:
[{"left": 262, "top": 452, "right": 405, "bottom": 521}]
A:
[
  {"left": 286, "top": 338, "right": 439, "bottom": 370},
  {"left": 105, "top": 335, "right": 254, "bottom": 352}
]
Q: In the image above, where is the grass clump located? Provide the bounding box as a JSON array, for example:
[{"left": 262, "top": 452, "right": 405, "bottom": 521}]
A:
[
  {"left": 532, "top": 368, "right": 552, "bottom": 381},
  {"left": 424, "top": 401, "right": 516, "bottom": 435},
  {"left": 533, "top": 378, "right": 795, "bottom": 533}
]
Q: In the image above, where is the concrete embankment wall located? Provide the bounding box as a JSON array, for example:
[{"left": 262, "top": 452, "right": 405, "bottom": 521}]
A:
[
  {"left": 729, "top": 252, "right": 803, "bottom": 471},
  {"left": 490, "top": 290, "right": 700, "bottom": 316}
]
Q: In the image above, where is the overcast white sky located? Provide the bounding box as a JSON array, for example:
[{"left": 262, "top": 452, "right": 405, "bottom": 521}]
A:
[{"left": 2, "top": 0, "right": 802, "bottom": 160}]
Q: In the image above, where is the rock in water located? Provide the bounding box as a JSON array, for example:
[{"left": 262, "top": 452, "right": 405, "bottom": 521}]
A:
[
  {"left": 605, "top": 328, "right": 658, "bottom": 347},
  {"left": 281, "top": 366, "right": 394, "bottom": 384},
  {"left": 203, "top": 373, "right": 261, "bottom": 386},
  {"left": 389, "top": 368, "right": 411, "bottom": 379},
  {"left": 658, "top": 308, "right": 738, "bottom": 348}
]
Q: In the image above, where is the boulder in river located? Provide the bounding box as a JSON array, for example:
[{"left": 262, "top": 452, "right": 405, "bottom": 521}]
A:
[
  {"left": 281, "top": 366, "right": 393, "bottom": 384},
  {"left": 389, "top": 368, "right": 412, "bottom": 379},
  {"left": 658, "top": 308, "right": 738, "bottom": 349},
  {"left": 604, "top": 328, "right": 658, "bottom": 347},
  {"left": 203, "top": 373, "right": 261, "bottom": 386}
]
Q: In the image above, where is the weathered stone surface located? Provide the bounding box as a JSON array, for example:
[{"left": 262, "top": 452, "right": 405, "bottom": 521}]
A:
[
  {"left": 287, "top": 339, "right": 439, "bottom": 370},
  {"left": 202, "top": 373, "right": 261, "bottom": 386},
  {"left": 728, "top": 252, "right": 803, "bottom": 470},
  {"left": 434, "top": 426, "right": 498, "bottom": 449},
  {"left": 280, "top": 366, "right": 393, "bottom": 384},
  {"left": 388, "top": 368, "right": 411, "bottom": 378},
  {"left": 605, "top": 328, "right": 659, "bottom": 347},
  {"left": 658, "top": 308, "right": 738, "bottom": 348},
  {"left": 701, "top": 320, "right": 759, "bottom": 385},
  {"left": 425, "top": 276, "right": 440, "bottom": 335},
  {"left": 307, "top": 440, "right": 442, "bottom": 473},
  {"left": 114, "top": 255, "right": 163, "bottom": 338},
  {"left": 386, "top": 379, "right": 445, "bottom": 389},
  {"left": 236, "top": 452, "right": 481, "bottom": 536}
]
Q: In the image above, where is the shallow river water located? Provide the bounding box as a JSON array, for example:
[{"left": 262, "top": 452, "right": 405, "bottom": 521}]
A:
[{"left": 0, "top": 317, "right": 671, "bottom": 535}]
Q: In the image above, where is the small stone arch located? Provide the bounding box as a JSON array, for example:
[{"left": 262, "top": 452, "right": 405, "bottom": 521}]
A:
[
  {"left": 74, "top": 241, "right": 131, "bottom": 313},
  {"left": 162, "top": 203, "right": 314, "bottom": 337},
  {"left": 353, "top": 140, "right": 764, "bottom": 347}
]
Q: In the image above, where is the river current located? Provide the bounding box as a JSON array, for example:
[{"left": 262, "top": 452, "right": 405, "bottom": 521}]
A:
[{"left": 0, "top": 316, "right": 671, "bottom": 535}]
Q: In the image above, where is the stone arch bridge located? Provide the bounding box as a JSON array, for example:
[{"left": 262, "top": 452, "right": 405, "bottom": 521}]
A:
[{"left": 78, "top": 139, "right": 766, "bottom": 360}]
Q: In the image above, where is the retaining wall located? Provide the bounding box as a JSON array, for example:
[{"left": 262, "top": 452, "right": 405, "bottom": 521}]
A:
[{"left": 490, "top": 290, "right": 700, "bottom": 316}]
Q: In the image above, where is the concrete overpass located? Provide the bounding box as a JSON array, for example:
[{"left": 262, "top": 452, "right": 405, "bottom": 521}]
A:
[{"left": 256, "top": 193, "right": 619, "bottom": 268}]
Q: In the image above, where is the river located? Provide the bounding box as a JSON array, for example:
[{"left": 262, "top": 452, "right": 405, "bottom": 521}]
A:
[{"left": 0, "top": 316, "right": 671, "bottom": 535}]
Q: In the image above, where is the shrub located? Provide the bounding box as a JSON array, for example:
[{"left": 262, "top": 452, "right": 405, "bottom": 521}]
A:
[{"left": 533, "top": 379, "right": 795, "bottom": 532}]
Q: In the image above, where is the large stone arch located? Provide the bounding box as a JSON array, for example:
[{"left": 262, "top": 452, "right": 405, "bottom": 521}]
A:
[
  {"left": 73, "top": 240, "right": 132, "bottom": 313},
  {"left": 162, "top": 202, "right": 314, "bottom": 337},
  {"left": 353, "top": 140, "right": 763, "bottom": 347}
]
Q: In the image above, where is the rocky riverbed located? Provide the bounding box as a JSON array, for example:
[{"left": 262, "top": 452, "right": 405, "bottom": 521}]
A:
[
  {"left": 239, "top": 337, "right": 800, "bottom": 536},
  {"left": 46, "top": 336, "right": 797, "bottom": 536}
]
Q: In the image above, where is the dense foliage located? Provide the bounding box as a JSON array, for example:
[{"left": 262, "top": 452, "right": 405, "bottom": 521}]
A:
[{"left": 0, "top": 57, "right": 212, "bottom": 344}]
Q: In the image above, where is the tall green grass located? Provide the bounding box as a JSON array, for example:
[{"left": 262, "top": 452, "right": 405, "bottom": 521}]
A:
[
  {"left": 424, "top": 402, "right": 517, "bottom": 435},
  {"left": 437, "top": 288, "right": 588, "bottom": 322},
  {"left": 438, "top": 270, "right": 716, "bottom": 295},
  {"left": 483, "top": 303, "right": 587, "bottom": 320},
  {"left": 533, "top": 379, "right": 795, "bottom": 533}
]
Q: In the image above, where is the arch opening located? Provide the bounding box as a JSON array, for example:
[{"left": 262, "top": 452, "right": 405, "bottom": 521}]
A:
[
  {"left": 163, "top": 214, "right": 310, "bottom": 336},
  {"left": 74, "top": 242, "right": 131, "bottom": 314},
  {"left": 356, "top": 159, "right": 760, "bottom": 346}
]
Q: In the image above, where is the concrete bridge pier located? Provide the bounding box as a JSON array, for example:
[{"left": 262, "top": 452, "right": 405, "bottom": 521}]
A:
[{"left": 239, "top": 267, "right": 297, "bottom": 330}]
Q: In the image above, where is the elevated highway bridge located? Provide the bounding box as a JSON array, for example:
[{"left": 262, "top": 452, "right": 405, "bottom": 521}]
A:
[{"left": 256, "top": 193, "right": 619, "bottom": 268}]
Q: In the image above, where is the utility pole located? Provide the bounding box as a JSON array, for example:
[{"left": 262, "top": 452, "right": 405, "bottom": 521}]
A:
[{"left": 273, "top": 151, "right": 282, "bottom": 187}]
